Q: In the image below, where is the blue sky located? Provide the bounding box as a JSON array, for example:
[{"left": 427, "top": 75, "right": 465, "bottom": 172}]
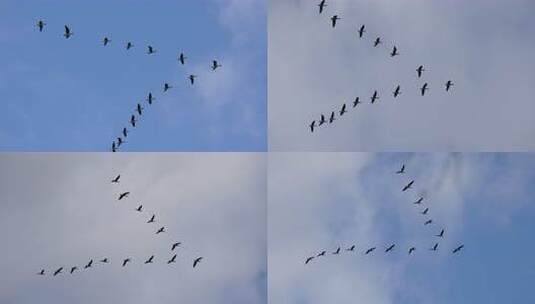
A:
[
  {"left": 269, "top": 153, "right": 535, "bottom": 303},
  {"left": 0, "top": 0, "right": 266, "bottom": 151}
]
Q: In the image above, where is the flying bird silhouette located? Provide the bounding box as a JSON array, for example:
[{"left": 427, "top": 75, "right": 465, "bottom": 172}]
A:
[
  {"left": 365, "top": 247, "right": 376, "bottom": 255},
  {"left": 100, "top": 258, "right": 109, "bottom": 263},
  {"left": 430, "top": 243, "right": 439, "bottom": 251},
  {"left": 309, "top": 121, "right": 316, "bottom": 133},
  {"left": 167, "top": 254, "right": 177, "bottom": 264},
  {"left": 352, "top": 97, "right": 361, "bottom": 108},
  {"left": 385, "top": 244, "right": 395, "bottom": 253},
  {"left": 122, "top": 258, "right": 131, "bottom": 267},
  {"left": 178, "top": 53, "right": 187, "bottom": 65},
  {"left": 317, "top": 250, "right": 326, "bottom": 257},
  {"left": 318, "top": 0, "right": 327, "bottom": 14},
  {"left": 164, "top": 83, "right": 172, "bottom": 92},
  {"left": 135, "top": 205, "right": 143, "bottom": 212},
  {"left": 393, "top": 85, "right": 401, "bottom": 98},
  {"left": 211, "top": 60, "right": 222, "bottom": 71},
  {"left": 346, "top": 245, "right": 355, "bottom": 252},
  {"left": 126, "top": 42, "right": 134, "bottom": 50},
  {"left": 371, "top": 90, "right": 379, "bottom": 104},
  {"left": 329, "top": 111, "right": 336, "bottom": 124},
  {"left": 445, "top": 80, "right": 454, "bottom": 91},
  {"left": 136, "top": 103, "right": 144, "bottom": 116},
  {"left": 53, "top": 267, "right": 63, "bottom": 276},
  {"left": 408, "top": 247, "right": 416, "bottom": 255},
  {"left": 420, "top": 83, "right": 429, "bottom": 96},
  {"left": 118, "top": 192, "right": 130, "bottom": 200},
  {"left": 171, "top": 242, "right": 181, "bottom": 251},
  {"left": 416, "top": 65, "right": 425, "bottom": 78},
  {"left": 332, "top": 247, "right": 341, "bottom": 255},
  {"left": 331, "top": 15, "right": 340, "bottom": 28},
  {"left": 37, "top": 20, "right": 46, "bottom": 32},
  {"left": 319, "top": 114, "right": 326, "bottom": 126},
  {"left": 374, "top": 37, "right": 382, "bottom": 47},
  {"left": 63, "top": 25, "right": 73, "bottom": 39},
  {"left": 436, "top": 229, "right": 445, "bottom": 238},
  {"left": 122, "top": 128, "right": 128, "bottom": 138},
  {"left": 413, "top": 197, "right": 423, "bottom": 204},
  {"left": 84, "top": 259, "right": 93, "bottom": 269},
  {"left": 70, "top": 266, "right": 77, "bottom": 274},
  {"left": 452, "top": 245, "right": 464, "bottom": 254},
  {"left": 421, "top": 208, "right": 429, "bottom": 215},
  {"left": 424, "top": 219, "right": 433, "bottom": 225},
  {"left": 390, "top": 46, "right": 399, "bottom": 57},
  {"left": 147, "top": 45, "right": 156, "bottom": 54},
  {"left": 130, "top": 115, "right": 137, "bottom": 127},
  {"left": 37, "top": 269, "right": 45, "bottom": 275},
  {"left": 339, "top": 103, "right": 347, "bottom": 116},
  {"left": 156, "top": 226, "right": 165, "bottom": 234},
  {"left": 147, "top": 214, "right": 156, "bottom": 223},
  {"left": 193, "top": 257, "right": 203, "bottom": 268},
  {"left": 116, "top": 137, "right": 124, "bottom": 147},
  {"left": 112, "top": 142, "right": 117, "bottom": 152},
  {"left": 146, "top": 93, "right": 155, "bottom": 105},
  {"left": 305, "top": 256, "right": 314, "bottom": 264},
  {"left": 145, "top": 255, "right": 154, "bottom": 264},
  {"left": 111, "top": 174, "right": 121, "bottom": 183},
  {"left": 102, "top": 37, "right": 111, "bottom": 46},
  {"left": 396, "top": 165, "right": 405, "bottom": 174},
  {"left": 188, "top": 75, "right": 197, "bottom": 85},
  {"left": 358, "top": 25, "right": 365, "bottom": 38},
  {"left": 402, "top": 180, "right": 414, "bottom": 191}
]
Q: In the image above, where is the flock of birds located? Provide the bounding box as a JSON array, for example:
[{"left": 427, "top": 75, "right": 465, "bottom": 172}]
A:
[
  {"left": 304, "top": 163, "right": 464, "bottom": 265},
  {"left": 35, "top": 20, "right": 222, "bottom": 151},
  {"left": 36, "top": 173, "right": 203, "bottom": 277},
  {"left": 309, "top": 1, "right": 454, "bottom": 133}
]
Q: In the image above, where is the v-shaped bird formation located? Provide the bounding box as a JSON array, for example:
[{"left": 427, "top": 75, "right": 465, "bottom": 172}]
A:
[
  {"left": 308, "top": 1, "right": 455, "bottom": 133},
  {"left": 34, "top": 20, "right": 222, "bottom": 151},
  {"left": 304, "top": 163, "right": 464, "bottom": 265}
]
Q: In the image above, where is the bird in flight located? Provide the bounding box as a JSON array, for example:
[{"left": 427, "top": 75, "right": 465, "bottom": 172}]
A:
[
  {"left": 318, "top": 114, "right": 326, "bottom": 126},
  {"left": 393, "top": 85, "right": 401, "bottom": 98},
  {"left": 84, "top": 259, "right": 93, "bottom": 269},
  {"left": 318, "top": 0, "right": 327, "bottom": 14},
  {"left": 145, "top": 255, "right": 154, "bottom": 264},
  {"left": 317, "top": 250, "right": 326, "bottom": 257},
  {"left": 305, "top": 256, "right": 314, "bottom": 264},
  {"left": 147, "top": 214, "right": 156, "bottom": 223},
  {"left": 116, "top": 137, "right": 124, "bottom": 147},
  {"left": 390, "top": 46, "right": 399, "bottom": 57},
  {"left": 346, "top": 245, "right": 356, "bottom": 252},
  {"left": 193, "top": 257, "right": 203, "bottom": 268},
  {"left": 122, "top": 128, "right": 128, "bottom": 138},
  {"left": 37, "top": 20, "right": 46, "bottom": 32},
  {"left": 178, "top": 53, "right": 187, "bottom": 65},
  {"left": 103, "top": 37, "right": 111, "bottom": 46},
  {"left": 352, "top": 97, "right": 361, "bottom": 108},
  {"left": 370, "top": 90, "right": 379, "bottom": 104},
  {"left": 452, "top": 245, "right": 464, "bottom": 254},
  {"left": 421, "top": 208, "right": 429, "bottom": 215},
  {"left": 147, "top": 45, "right": 156, "bottom": 54},
  {"left": 53, "top": 267, "right": 63, "bottom": 276},
  {"left": 339, "top": 103, "right": 347, "bottom": 116},
  {"left": 100, "top": 258, "right": 109, "bottom": 263},
  {"left": 188, "top": 74, "right": 197, "bottom": 85},
  {"left": 309, "top": 121, "right": 316, "bottom": 133},
  {"left": 424, "top": 219, "right": 433, "bottom": 225},
  {"left": 331, "top": 15, "right": 340, "bottom": 28},
  {"left": 118, "top": 192, "right": 130, "bottom": 200},
  {"left": 420, "top": 83, "right": 429, "bottom": 96},
  {"left": 373, "top": 37, "right": 382, "bottom": 47},
  {"left": 171, "top": 242, "right": 181, "bottom": 251},
  {"left": 164, "top": 83, "right": 172, "bottom": 92},
  {"left": 156, "top": 226, "right": 165, "bottom": 234},
  {"left": 430, "top": 243, "right": 439, "bottom": 251},
  {"left": 445, "top": 80, "right": 454, "bottom": 91},
  {"left": 168, "top": 254, "right": 177, "bottom": 264},
  {"left": 70, "top": 266, "right": 77, "bottom": 274},
  {"left": 329, "top": 111, "right": 336, "bottom": 124},
  {"left": 416, "top": 65, "right": 425, "bottom": 78},
  {"left": 211, "top": 60, "right": 222, "bottom": 71},
  {"left": 402, "top": 180, "right": 414, "bottom": 191},
  {"left": 146, "top": 93, "right": 155, "bottom": 105},
  {"left": 358, "top": 25, "right": 365, "bottom": 38},
  {"left": 135, "top": 205, "right": 143, "bottom": 212},
  {"left": 365, "top": 247, "right": 376, "bottom": 255},
  {"left": 130, "top": 115, "right": 137, "bottom": 127},
  {"left": 111, "top": 174, "right": 121, "bottom": 183},
  {"left": 63, "top": 25, "right": 73, "bottom": 39},
  {"left": 332, "top": 247, "right": 341, "bottom": 255},
  {"left": 385, "top": 244, "right": 395, "bottom": 253},
  {"left": 122, "top": 258, "right": 131, "bottom": 267},
  {"left": 37, "top": 269, "right": 45, "bottom": 275},
  {"left": 413, "top": 197, "right": 423, "bottom": 204},
  {"left": 436, "top": 229, "right": 445, "bottom": 238},
  {"left": 396, "top": 164, "right": 405, "bottom": 174},
  {"left": 126, "top": 42, "right": 134, "bottom": 50},
  {"left": 408, "top": 247, "right": 416, "bottom": 255},
  {"left": 136, "top": 103, "right": 143, "bottom": 115},
  {"left": 112, "top": 142, "right": 117, "bottom": 153}
]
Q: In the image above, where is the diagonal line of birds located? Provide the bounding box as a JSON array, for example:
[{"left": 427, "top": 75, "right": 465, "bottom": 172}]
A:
[
  {"left": 308, "top": 1, "right": 455, "bottom": 133},
  {"left": 34, "top": 20, "right": 222, "bottom": 151},
  {"left": 303, "top": 163, "right": 464, "bottom": 265},
  {"left": 36, "top": 173, "right": 203, "bottom": 277}
]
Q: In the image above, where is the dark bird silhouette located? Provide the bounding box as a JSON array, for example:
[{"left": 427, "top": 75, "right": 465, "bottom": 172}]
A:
[
  {"left": 309, "top": 121, "right": 316, "bottom": 133},
  {"left": 305, "top": 256, "right": 314, "bottom": 264},
  {"left": 416, "top": 65, "right": 425, "bottom": 78},
  {"left": 352, "top": 97, "right": 361, "bottom": 108},
  {"left": 319, "top": 114, "right": 326, "bottom": 126},
  {"left": 171, "top": 242, "right": 181, "bottom": 251},
  {"left": 135, "top": 205, "right": 143, "bottom": 212},
  {"left": 38, "top": 269, "right": 45, "bottom": 275},
  {"left": 146, "top": 93, "right": 155, "bottom": 105},
  {"left": 193, "top": 257, "right": 203, "bottom": 268},
  {"left": 370, "top": 90, "right": 379, "bottom": 104},
  {"left": 421, "top": 208, "right": 429, "bottom": 215},
  {"left": 373, "top": 37, "right": 382, "bottom": 47},
  {"left": 317, "top": 250, "right": 326, "bottom": 257},
  {"left": 188, "top": 75, "right": 197, "bottom": 85},
  {"left": 396, "top": 164, "right": 405, "bottom": 174},
  {"left": 365, "top": 247, "right": 376, "bottom": 255},
  {"left": 211, "top": 60, "right": 222, "bottom": 71},
  {"left": 122, "top": 258, "right": 131, "bottom": 267},
  {"left": 122, "top": 128, "right": 128, "bottom": 138},
  {"left": 329, "top": 111, "right": 336, "bottom": 124},
  {"left": 436, "top": 229, "right": 445, "bottom": 238},
  {"left": 445, "top": 80, "right": 454, "bottom": 91},
  {"left": 168, "top": 254, "right": 177, "bottom": 264},
  {"left": 156, "top": 226, "right": 165, "bottom": 234},
  {"left": 112, "top": 142, "right": 117, "bottom": 152},
  {"left": 452, "top": 245, "right": 464, "bottom": 254},
  {"left": 70, "top": 266, "right": 77, "bottom": 274},
  {"left": 37, "top": 20, "right": 46, "bottom": 32},
  {"left": 164, "top": 83, "right": 172, "bottom": 92},
  {"left": 53, "top": 267, "right": 63, "bottom": 276},
  {"left": 111, "top": 174, "right": 121, "bottom": 183},
  {"left": 318, "top": 0, "right": 327, "bottom": 14},
  {"left": 178, "top": 53, "right": 187, "bottom": 65},
  {"left": 100, "top": 258, "right": 109, "bottom": 263},
  {"left": 393, "top": 85, "right": 401, "bottom": 98},
  {"left": 145, "top": 255, "right": 154, "bottom": 264},
  {"left": 402, "top": 180, "right": 414, "bottom": 191},
  {"left": 332, "top": 247, "right": 341, "bottom": 255},
  {"left": 126, "top": 42, "right": 134, "bottom": 50},
  {"left": 339, "top": 103, "right": 347, "bottom": 116},
  {"left": 136, "top": 103, "right": 143, "bottom": 115},
  {"left": 84, "top": 259, "right": 93, "bottom": 269},
  {"left": 424, "top": 219, "right": 433, "bottom": 225},
  {"left": 118, "top": 192, "right": 130, "bottom": 200},
  {"left": 408, "top": 247, "right": 416, "bottom": 255},
  {"left": 420, "top": 83, "right": 429, "bottom": 96},
  {"left": 413, "top": 197, "right": 423, "bottom": 204},
  {"left": 346, "top": 245, "right": 355, "bottom": 252},
  {"left": 130, "top": 115, "right": 137, "bottom": 127},
  {"left": 358, "top": 25, "right": 365, "bottom": 38},
  {"left": 63, "top": 25, "right": 73, "bottom": 38},
  {"left": 103, "top": 37, "right": 111, "bottom": 46},
  {"left": 385, "top": 244, "right": 395, "bottom": 253},
  {"left": 390, "top": 46, "right": 399, "bottom": 57},
  {"left": 116, "top": 137, "right": 124, "bottom": 147},
  {"left": 147, "top": 214, "right": 156, "bottom": 223},
  {"left": 331, "top": 15, "right": 340, "bottom": 28},
  {"left": 430, "top": 243, "right": 439, "bottom": 251},
  {"left": 147, "top": 45, "right": 156, "bottom": 54}
]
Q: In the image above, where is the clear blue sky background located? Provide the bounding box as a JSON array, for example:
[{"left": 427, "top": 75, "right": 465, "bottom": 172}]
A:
[{"left": 0, "top": 0, "right": 266, "bottom": 151}]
